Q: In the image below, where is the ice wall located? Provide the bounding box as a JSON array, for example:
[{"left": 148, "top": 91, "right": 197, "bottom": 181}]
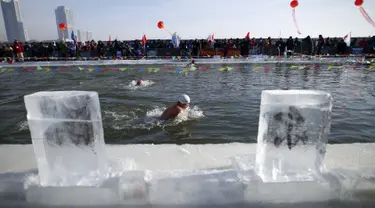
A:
[
  {"left": 256, "top": 90, "right": 332, "bottom": 182},
  {"left": 24, "top": 91, "right": 107, "bottom": 186}
]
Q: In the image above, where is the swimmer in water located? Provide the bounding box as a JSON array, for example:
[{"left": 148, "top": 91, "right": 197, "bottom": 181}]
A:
[
  {"left": 136, "top": 80, "right": 142, "bottom": 86},
  {"left": 187, "top": 60, "right": 195, "bottom": 67},
  {"left": 160, "top": 94, "right": 190, "bottom": 120}
]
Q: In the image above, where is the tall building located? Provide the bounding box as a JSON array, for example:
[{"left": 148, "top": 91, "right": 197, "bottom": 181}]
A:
[
  {"left": 0, "top": 33, "right": 6, "bottom": 42},
  {"left": 55, "top": 6, "right": 75, "bottom": 40},
  {"left": 82, "top": 30, "right": 88, "bottom": 42},
  {"left": 24, "top": 29, "right": 29, "bottom": 41},
  {"left": 1, "top": 0, "right": 27, "bottom": 42},
  {"left": 87, "top": 31, "right": 92, "bottom": 41},
  {"left": 76, "top": 29, "right": 82, "bottom": 42}
]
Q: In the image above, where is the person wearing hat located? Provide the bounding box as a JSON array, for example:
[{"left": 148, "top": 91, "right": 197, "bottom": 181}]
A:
[{"left": 160, "top": 94, "right": 190, "bottom": 120}]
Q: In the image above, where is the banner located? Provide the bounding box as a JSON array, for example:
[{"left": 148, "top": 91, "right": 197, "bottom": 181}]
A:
[
  {"left": 156, "top": 48, "right": 181, "bottom": 56},
  {"left": 147, "top": 49, "right": 157, "bottom": 57},
  {"left": 199, "top": 49, "right": 241, "bottom": 57},
  {"left": 1, "top": 64, "right": 374, "bottom": 76},
  {"left": 352, "top": 48, "right": 363, "bottom": 55},
  {"left": 116, "top": 51, "right": 122, "bottom": 58}
]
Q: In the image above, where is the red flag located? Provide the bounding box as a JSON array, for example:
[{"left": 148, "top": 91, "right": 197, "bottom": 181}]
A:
[
  {"left": 108, "top": 35, "right": 112, "bottom": 45},
  {"left": 142, "top": 34, "right": 147, "bottom": 46},
  {"left": 245, "top": 32, "right": 250, "bottom": 40},
  {"left": 207, "top": 33, "right": 214, "bottom": 42}
]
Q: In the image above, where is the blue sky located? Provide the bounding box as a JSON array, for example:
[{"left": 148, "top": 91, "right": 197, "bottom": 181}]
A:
[{"left": 0, "top": 0, "right": 375, "bottom": 41}]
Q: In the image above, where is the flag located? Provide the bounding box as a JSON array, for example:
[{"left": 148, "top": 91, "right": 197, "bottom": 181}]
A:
[
  {"left": 344, "top": 32, "right": 351, "bottom": 47},
  {"left": 71, "top": 31, "right": 77, "bottom": 45},
  {"left": 207, "top": 33, "right": 215, "bottom": 48},
  {"left": 108, "top": 35, "right": 112, "bottom": 45},
  {"left": 171, "top": 32, "right": 180, "bottom": 48},
  {"left": 207, "top": 33, "right": 214, "bottom": 42},
  {"left": 71, "top": 31, "right": 76, "bottom": 42},
  {"left": 142, "top": 34, "right": 147, "bottom": 46},
  {"left": 245, "top": 32, "right": 250, "bottom": 40}
]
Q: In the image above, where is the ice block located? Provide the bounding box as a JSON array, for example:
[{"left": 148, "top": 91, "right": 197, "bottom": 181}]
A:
[
  {"left": 255, "top": 90, "right": 332, "bottom": 183},
  {"left": 26, "top": 186, "right": 119, "bottom": 206},
  {"left": 148, "top": 170, "right": 245, "bottom": 205},
  {"left": 24, "top": 91, "right": 107, "bottom": 186}
]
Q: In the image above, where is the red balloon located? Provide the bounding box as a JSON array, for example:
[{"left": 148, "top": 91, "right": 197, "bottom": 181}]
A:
[
  {"left": 157, "top": 21, "right": 164, "bottom": 29},
  {"left": 290, "top": 0, "right": 298, "bottom": 9},
  {"left": 59, "top": 23, "right": 66, "bottom": 31},
  {"left": 355, "top": 0, "right": 363, "bottom": 6}
]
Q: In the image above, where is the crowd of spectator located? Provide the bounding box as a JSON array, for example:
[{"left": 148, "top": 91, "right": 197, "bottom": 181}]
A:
[{"left": 1, "top": 35, "right": 374, "bottom": 62}]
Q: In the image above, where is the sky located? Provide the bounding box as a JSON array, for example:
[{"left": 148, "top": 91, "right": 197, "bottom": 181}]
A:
[{"left": 0, "top": 0, "right": 375, "bottom": 41}]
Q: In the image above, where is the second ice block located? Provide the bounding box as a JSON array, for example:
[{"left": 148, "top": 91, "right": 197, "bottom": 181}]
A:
[
  {"left": 255, "top": 90, "right": 332, "bottom": 183},
  {"left": 24, "top": 91, "right": 107, "bottom": 186}
]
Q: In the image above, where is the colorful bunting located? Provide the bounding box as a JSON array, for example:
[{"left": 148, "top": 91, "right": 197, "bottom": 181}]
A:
[
  {"left": 253, "top": 66, "right": 262, "bottom": 71},
  {"left": 1, "top": 54, "right": 373, "bottom": 65},
  {"left": 0, "top": 64, "right": 374, "bottom": 75}
]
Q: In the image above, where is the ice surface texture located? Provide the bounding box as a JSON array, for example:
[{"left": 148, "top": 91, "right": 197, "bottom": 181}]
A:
[
  {"left": 256, "top": 90, "right": 333, "bottom": 183},
  {"left": 25, "top": 91, "right": 102, "bottom": 121},
  {"left": 24, "top": 91, "right": 107, "bottom": 186}
]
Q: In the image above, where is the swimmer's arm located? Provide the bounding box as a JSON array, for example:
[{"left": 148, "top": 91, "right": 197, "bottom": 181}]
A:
[
  {"left": 159, "top": 111, "right": 169, "bottom": 120},
  {"left": 160, "top": 107, "right": 182, "bottom": 120},
  {"left": 170, "top": 107, "right": 183, "bottom": 118},
  {"left": 160, "top": 109, "right": 176, "bottom": 120}
]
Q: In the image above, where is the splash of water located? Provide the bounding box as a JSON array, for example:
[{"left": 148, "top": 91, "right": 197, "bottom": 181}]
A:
[
  {"left": 127, "top": 80, "right": 155, "bottom": 90},
  {"left": 173, "top": 106, "right": 205, "bottom": 123},
  {"left": 104, "top": 110, "right": 135, "bottom": 121},
  {"left": 145, "top": 106, "right": 204, "bottom": 125},
  {"left": 105, "top": 106, "right": 204, "bottom": 130}
]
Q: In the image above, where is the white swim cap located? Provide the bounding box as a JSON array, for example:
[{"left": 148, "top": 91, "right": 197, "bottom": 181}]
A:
[{"left": 177, "top": 94, "right": 190, "bottom": 104}]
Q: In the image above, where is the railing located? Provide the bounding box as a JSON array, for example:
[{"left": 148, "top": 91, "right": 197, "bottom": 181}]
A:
[{"left": 0, "top": 45, "right": 371, "bottom": 63}]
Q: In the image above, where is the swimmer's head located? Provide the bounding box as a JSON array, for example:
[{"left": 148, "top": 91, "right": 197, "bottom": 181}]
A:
[
  {"left": 136, "top": 80, "right": 142, "bottom": 86},
  {"left": 177, "top": 94, "right": 190, "bottom": 109},
  {"left": 192, "top": 60, "right": 195, "bottom": 64}
]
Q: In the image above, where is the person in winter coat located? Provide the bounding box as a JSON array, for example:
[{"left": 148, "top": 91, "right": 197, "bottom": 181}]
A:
[
  {"left": 13, "top": 40, "right": 24, "bottom": 61},
  {"left": 285, "top": 36, "right": 295, "bottom": 56}
]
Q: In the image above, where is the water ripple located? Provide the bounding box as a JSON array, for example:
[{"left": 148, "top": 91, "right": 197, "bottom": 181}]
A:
[{"left": 0, "top": 64, "right": 374, "bottom": 144}]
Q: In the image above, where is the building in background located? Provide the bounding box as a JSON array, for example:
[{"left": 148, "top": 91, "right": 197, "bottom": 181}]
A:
[
  {"left": 55, "top": 6, "right": 75, "bottom": 41},
  {"left": 76, "top": 29, "right": 82, "bottom": 42},
  {"left": 55, "top": 6, "right": 93, "bottom": 42},
  {"left": 82, "top": 31, "right": 88, "bottom": 42},
  {"left": 1, "top": 0, "right": 27, "bottom": 42},
  {"left": 24, "top": 29, "right": 29, "bottom": 41},
  {"left": 0, "top": 33, "right": 6, "bottom": 42},
  {"left": 87, "top": 31, "right": 93, "bottom": 41}
]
